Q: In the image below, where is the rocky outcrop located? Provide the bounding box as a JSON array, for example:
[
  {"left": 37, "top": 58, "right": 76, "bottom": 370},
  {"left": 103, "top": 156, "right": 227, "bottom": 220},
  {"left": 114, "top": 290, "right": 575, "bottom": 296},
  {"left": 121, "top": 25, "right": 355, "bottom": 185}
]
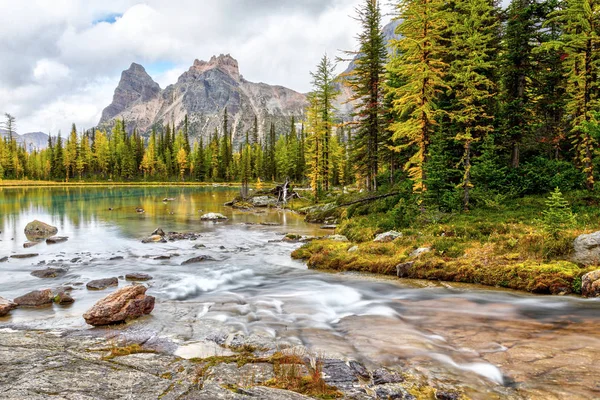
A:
[
  {"left": 24, "top": 220, "right": 58, "bottom": 239},
  {"left": 573, "top": 231, "right": 600, "bottom": 265},
  {"left": 14, "top": 289, "right": 53, "bottom": 307},
  {"left": 83, "top": 285, "right": 155, "bottom": 326},
  {"left": 0, "top": 297, "right": 17, "bottom": 316},
  {"left": 582, "top": 270, "right": 600, "bottom": 297},
  {"left": 86, "top": 277, "right": 119, "bottom": 290},
  {"left": 99, "top": 55, "right": 307, "bottom": 146},
  {"left": 373, "top": 231, "right": 402, "bottom": 243}
]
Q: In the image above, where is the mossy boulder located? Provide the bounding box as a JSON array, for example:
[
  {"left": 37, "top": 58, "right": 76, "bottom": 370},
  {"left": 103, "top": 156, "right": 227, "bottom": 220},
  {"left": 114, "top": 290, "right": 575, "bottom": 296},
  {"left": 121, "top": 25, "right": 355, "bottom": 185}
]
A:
[{"left": 24, "top": 220, "right": 58, "bottom": 240}]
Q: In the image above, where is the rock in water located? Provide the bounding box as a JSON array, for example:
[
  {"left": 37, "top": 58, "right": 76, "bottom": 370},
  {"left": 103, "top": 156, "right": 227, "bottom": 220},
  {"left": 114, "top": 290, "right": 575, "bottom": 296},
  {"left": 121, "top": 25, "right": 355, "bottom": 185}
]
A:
[
  {"left": 582, "top": 270, "right": 600, "bottom": 297},
  {"left": 46, "top": 236, "right": 69, "bottom": 245},
  {"left": 125, "top": 273, "right": 153, "bottom": 281},
  {"left": 31, "top": 267, "right": 68, "bottom": 279},
  {"left": 86, "top": 277, "right": 119, "bottom": 290},
  {"left": 83, "top": 285, "right": 155, "bottom": 326},
  {"left": 373, "top": 231, "right": 402, "bottom": 243},
  {"left": 0, "top": 297, "right": 17, "bottom": 316},
  {"left": 181, "top": 255, "right": 215, "bottom": 265},
  {"left": 14, "top": 289, "right": 53, "bottom": 307},
  {"left": 10, "top": 253, "right": 39, "bottom": 259},
  {"left": 573, "top": 231, "right": 600, "bottom": 265},
  {"left": 396, "top": 262, "right": 415, "bottom": 278},
  {"left": 53, "top": 289, "right": 75, "bottom": 305},
  {"left": 23, "top": 240, "right": 42, "bottom": 248},
  {"left": 141, "top": 235, "right": 166, "bottom": 243},
  {"left": 151, "top": 228, "right": 166, "bottom": 237},
  {"left": 24, "top": 220, "right": 58, "bottom": 240},
  {"left": 200, "top": 212, "right": 228, "bottom": 221}
]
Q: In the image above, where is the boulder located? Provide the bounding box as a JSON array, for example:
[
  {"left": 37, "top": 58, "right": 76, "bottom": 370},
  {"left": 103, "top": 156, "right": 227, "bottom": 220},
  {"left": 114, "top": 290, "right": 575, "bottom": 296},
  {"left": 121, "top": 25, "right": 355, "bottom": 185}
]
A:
[
  {"left": 31, "top": 267, "right": 68, "bottom": 279},
  {"left": 83, "top": 285, "right": 155, "bottom": 326},
  {"left": 573, "top": 231, "right": 600, "bottom": 265},
  {"left": 151, "top": 228, "right": 166, "bottom": 237},
  {"left": 46, "top": 236, "right": 69, "bottom": 245},
  {"left": 373, "top": 231, "right": 402, "bottom": 243},
  {"left": 409, "top": 247, "right": 431, "bottom": 258},
  {"left": 582, "top": 270, "right": 600, "bottom": 298},
  {"left": 142, "top": 235, "right": 167, "bottom": 244},
  {"left": 24, "top": 220, "right": 58, "bottom": 240},
  {"left": 348, "top": 246, "right": 359, "bottom": 253},
  {"left": 181, "top": 255, "right": 216, "bottom": 265},
  {"left": 320, "top": 224, "right": 338, "bottom": 230},
  {"left": 53, "top": 289, "right": 75, "bottom": 305},
  {"left": 126, "top": 273, "right": 153, "bottom": 281},
  {"left": 326, "top": 234, "right": 349, "bottom": 242},
  {"left": 250, "top": 196, "right": 278, "bottom": 207},
  {"left": 86, "top": 277, "right": 119, "bottom": 291},
  {"left": 396, "top": 262, "right": 414, "bottom": 278},
  {"left": 14, "top": 289, "right": 53, "bottom": 307},
  {"left": 0, "top": 256, "right": 8, "bottom": 263},
  {"left": 0, "top": 297, "right": 17, "bottom": 317},
  {"left": 200, "top": 212, "right": 228, "bottom": 221}
]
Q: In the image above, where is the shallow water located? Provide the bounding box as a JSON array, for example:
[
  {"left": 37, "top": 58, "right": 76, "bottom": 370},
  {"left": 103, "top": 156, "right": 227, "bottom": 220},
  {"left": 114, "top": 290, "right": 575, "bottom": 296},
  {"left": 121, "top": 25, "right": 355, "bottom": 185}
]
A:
[{"left": 1, "top": 186, "right": 599, "bottom": 399}]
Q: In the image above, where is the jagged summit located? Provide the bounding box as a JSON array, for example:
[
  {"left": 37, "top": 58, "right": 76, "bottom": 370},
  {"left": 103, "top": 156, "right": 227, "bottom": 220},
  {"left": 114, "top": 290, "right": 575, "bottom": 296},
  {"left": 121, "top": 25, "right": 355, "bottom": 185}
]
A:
[
  {"left": 99, "top": 54, "right": 307, "bottom": 143},
  {"left": 188, "top": 54, "right": 240, "bottom": 81}
]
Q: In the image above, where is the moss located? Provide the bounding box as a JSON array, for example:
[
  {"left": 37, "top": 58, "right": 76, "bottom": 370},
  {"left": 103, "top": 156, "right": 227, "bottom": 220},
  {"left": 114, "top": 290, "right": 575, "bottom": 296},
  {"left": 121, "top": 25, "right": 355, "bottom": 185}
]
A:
[{"left": 94, "top": 343, "right": 155, "bottom": 360}]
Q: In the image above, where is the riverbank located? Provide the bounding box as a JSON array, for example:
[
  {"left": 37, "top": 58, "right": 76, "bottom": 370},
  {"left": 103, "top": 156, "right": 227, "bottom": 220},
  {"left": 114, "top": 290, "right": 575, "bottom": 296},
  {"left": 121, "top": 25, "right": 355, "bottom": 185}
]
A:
[
  {"left": 292, "top": 192, "right": 600, "bottom": 296},
  {"left": 0, "top": 180, "right": 242, "bottom": 188}
]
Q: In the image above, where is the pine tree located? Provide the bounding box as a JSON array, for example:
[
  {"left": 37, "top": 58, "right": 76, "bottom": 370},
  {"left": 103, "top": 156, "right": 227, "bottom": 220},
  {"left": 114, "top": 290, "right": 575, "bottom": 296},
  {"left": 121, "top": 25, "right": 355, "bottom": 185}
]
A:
[
  {"left": 387, "top": 0, "right": 449, "bottom": 195},
  {"left": 346, "top": 0, "right": 388, "bottom": 191},
  {"left": 310, "top": 54, "right": 338, "bottom": 191},
  {"left": 542, "top": 187, "right": 576, "bottom": 239},
  {"left": 543, "top": 0, "right": 600, "bottom": 190},
  {"left": 447, "top": 0, "right": 500, "bottom": 210}
]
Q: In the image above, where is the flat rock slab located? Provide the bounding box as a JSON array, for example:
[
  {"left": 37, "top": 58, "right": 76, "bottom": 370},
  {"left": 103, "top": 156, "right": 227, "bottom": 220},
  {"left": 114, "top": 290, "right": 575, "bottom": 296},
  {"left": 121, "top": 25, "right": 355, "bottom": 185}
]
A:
[
  {"left": 13, "top": 289, "right": 53, "bottom": 307},
  {"left": 320, "top": 224, "right": 338, "bottom": 229},
  {"left": 86, "top": 277, "right": 119, "bottom": 290},
  {"left": 83, "top": 285, "right": 155, "bottom": 326},
  {"left": 31, "top": 267, "right": 68, "bottom": 279},
  {"left": 0, "top": 297, "right": 17, "bottom": 317},
  {"left": 181, "top": 255, "right": 216, "bottom": 265},
  {"left": 46, "top": 236, "right": 69, "bottom": 244},
  {"left": 126, "top": 273, "right": 153, "bottom": 281},
  {"left": 23, "top": 241, "right": 42, "bottom": 248},
  {"left": 10, "top": 253, "right": 39, "bottom": 259}
]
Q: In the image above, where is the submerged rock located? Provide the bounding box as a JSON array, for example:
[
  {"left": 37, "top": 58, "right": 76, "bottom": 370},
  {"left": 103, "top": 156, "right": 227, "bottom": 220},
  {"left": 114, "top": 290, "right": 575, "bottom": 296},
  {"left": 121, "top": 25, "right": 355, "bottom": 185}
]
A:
[
  {"left": 46, "top": 236, "right": 69, "bottom": 245},
  {"left": 200, "top": 212, "right": 228, "bottom": 221},
  {"left": 373, "top": 231, "right": 402, "bottom": 243},
  {"left": 24, "top": 220, "right": 58, "bottom": 240},
  {"left": 126, "top": 273, "right": 153, "bottom": 281},
  {"left": 31, "top": 267, "right": 68, "bottom": 279},
  {"left": 181, "top": 255, "right": 216, "bottom": 265},
  {"left": 83, "top": 285, "right": 155, "bottom": 326},
  {"left": 53, "top": 289, "right": 75, "bottom": 305},
  {"left": 14, "top": 289, "right": 53, "bottom": 307},
  {"left": 573, "top": 231, "right": 600, "bottom": 265},
  {"left": 582, "top": 270, "right": 600, "bottom": 298},
  {"left": 86, "top": 277, "right": 119, "bottom": 290},
  {"left": 0, "top": 297, "right": 17, "bottom": 316},
  {"left": 10, "top": 253, "right": 39, "bottom": 259}
]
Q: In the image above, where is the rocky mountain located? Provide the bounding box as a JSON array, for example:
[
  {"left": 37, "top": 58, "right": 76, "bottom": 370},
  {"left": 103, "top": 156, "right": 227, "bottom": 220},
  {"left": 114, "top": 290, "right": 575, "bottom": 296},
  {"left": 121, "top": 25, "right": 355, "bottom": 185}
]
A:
[
  {"left": 0, "top": 129, "right": 49, "bottom": 151},
  {"left": 99, "top": 55, "right": 307, "bottom": 145}
]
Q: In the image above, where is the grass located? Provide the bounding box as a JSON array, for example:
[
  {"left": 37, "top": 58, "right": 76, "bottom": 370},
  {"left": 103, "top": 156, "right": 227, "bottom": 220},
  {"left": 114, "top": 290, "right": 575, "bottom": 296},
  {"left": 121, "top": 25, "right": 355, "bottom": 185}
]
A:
[{"left": 293, "top": 193, "right": 600, "bottom": 295}]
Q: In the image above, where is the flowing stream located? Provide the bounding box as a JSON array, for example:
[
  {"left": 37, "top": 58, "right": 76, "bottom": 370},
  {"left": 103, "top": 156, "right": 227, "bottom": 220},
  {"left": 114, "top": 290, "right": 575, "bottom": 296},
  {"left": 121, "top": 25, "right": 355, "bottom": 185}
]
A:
[{"left": 0, "top": 186, "right": 599, "bottom": 399}]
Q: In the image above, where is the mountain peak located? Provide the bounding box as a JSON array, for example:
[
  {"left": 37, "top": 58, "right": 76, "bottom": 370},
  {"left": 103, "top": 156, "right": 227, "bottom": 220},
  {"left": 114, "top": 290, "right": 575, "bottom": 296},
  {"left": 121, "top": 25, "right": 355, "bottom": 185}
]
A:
[{"left": 190, "top": 54, "right": 240, "bottom": 80}]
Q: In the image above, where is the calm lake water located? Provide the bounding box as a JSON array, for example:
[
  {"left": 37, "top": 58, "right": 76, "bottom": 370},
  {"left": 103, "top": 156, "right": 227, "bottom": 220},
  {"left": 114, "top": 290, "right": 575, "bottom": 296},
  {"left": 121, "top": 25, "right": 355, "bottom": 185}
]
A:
[{"left": 1, "top": 186, "right": 599, "bottom": 399}]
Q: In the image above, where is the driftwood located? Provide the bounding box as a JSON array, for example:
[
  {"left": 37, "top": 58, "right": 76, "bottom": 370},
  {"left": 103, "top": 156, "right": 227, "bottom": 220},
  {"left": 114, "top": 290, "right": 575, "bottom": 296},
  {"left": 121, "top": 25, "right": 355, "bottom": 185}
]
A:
[{"left": 271, "top": 178, "right": 301, "bottom": 204}]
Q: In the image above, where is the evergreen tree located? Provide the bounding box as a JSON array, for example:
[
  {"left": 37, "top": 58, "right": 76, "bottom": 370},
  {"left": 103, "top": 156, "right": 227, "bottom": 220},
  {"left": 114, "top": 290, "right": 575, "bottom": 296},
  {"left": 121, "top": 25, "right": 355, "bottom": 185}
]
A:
[
  {"left": 387, "top": 0, "right": 448, "bottom": 195},
  {"left": 346, "top": 0, "right": 388, "bottom": 191}
]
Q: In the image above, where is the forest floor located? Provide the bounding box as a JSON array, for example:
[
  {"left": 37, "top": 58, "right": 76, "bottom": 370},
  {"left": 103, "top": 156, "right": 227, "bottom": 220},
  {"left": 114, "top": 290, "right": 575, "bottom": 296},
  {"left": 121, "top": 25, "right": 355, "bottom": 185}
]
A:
[{"left": 292, "top": 191, "right": 600, "bottom": 296}]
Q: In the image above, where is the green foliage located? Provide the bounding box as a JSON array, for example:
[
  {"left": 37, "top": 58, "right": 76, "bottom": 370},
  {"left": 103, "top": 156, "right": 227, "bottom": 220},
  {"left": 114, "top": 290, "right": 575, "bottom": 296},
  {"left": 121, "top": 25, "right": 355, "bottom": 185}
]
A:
[{"left": 541, "top": 187, "right": 576, "bottom": 239}]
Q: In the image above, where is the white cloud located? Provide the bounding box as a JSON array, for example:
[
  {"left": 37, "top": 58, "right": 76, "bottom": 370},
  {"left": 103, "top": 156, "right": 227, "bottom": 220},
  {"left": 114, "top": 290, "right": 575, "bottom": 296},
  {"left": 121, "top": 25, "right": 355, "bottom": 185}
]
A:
[{"left": 0, "top": 0, "right": 395, "bottom": 134}]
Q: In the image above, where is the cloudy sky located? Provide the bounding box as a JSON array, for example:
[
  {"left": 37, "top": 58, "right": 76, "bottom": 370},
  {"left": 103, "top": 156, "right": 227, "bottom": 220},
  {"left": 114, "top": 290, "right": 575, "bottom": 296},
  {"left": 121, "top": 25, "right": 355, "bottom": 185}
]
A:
[{"left": 0, "top": 0, "right": 398, "bottom": 135}]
